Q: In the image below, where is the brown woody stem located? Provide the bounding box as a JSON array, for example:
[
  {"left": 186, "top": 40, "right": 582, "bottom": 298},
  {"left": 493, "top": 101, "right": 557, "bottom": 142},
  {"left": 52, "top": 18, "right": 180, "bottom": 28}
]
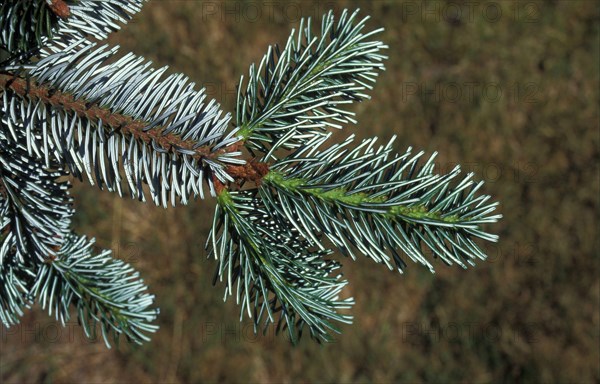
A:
[
  {"left": 0, "top": 74, "right": 270, "bottom": 191},
  {"left": 48, "top": 0, "right": 71, "bottom": 19},
  {"left": 1, "top": 74, "right": 218, "bottom": 158}
]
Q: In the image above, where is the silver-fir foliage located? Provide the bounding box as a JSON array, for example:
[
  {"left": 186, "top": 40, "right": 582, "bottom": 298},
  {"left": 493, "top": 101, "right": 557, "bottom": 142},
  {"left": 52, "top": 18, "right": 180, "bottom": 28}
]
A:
[{"left": 0, "top": 0, "right": 501, "bottom": 346}]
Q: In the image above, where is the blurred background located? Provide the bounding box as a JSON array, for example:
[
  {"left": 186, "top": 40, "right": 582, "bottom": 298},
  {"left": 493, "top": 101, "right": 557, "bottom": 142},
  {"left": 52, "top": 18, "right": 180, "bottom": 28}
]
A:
[{"left": 1, "top": 0, "right": 598, "bottom": 382}]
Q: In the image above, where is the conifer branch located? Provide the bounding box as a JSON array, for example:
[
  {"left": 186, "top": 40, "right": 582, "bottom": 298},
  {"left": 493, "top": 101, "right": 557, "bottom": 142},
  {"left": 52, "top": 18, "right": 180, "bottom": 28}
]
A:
[
  {"left": 0, "top": 123, "right": 73, "bottom": 263},
  {"left": 33, "top": 234, "right": 159, "bottom": 348},
  {"left": 0, "top": 74, "right": 225, "bottom": 160},
  {"left": 2, "top": 37, "right": 241, "bottom": 205},
  {"left": 208, "top": 188, "right": 353, "bottom": 343},
  {"left": 0, "top": 3, "right": 502, "bottom": 346},
  {"left": 1, "top": 0, "right": 145, "bottom": 55},
  {"left": 237, "top": 9, "right": 388, "bottom": 157},
  {"left": 0, "top": 119, "right": 158, "bottom": 345},
  {"left": 1, "top": 0, "right": 61, "bottom": 53},
  {"left": 261, "top": 134, "right": 501, "bottom": 272},
  {"left": 0, "top": 196, "right": 33, "bottom": 327},
  {"left": 57, "top": 0, "right": 145, "bottom": 41}
]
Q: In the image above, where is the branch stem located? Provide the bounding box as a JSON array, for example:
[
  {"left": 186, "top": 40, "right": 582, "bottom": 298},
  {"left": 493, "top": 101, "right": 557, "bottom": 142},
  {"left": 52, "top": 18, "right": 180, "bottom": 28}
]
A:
[
  {"left": 1, "top": 74, "right": 271, "bottom": 194},
  {"left": 263, "top": 171, "right": 461, "bottom": 224},
  {"left": 1, "top": 74, "right": 224, "bottom": 160}
]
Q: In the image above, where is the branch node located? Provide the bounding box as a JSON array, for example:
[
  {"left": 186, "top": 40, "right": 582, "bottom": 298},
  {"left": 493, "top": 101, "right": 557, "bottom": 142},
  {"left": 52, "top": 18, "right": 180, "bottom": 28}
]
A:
[{"left": 48, "top": 0, "right": 71, "bottom": 19}]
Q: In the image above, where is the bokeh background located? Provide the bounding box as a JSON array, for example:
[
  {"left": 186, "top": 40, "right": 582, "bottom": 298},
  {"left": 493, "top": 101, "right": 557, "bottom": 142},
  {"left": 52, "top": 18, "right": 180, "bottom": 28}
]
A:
[{"left": 1, "top": 0, "right": 598, "bottom": 382}]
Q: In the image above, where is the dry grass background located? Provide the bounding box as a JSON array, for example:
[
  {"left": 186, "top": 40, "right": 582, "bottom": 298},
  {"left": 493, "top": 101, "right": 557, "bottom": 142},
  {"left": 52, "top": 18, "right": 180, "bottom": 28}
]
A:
[{"left": 1, "top": 0, "right": 599, "bottom": 383}]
